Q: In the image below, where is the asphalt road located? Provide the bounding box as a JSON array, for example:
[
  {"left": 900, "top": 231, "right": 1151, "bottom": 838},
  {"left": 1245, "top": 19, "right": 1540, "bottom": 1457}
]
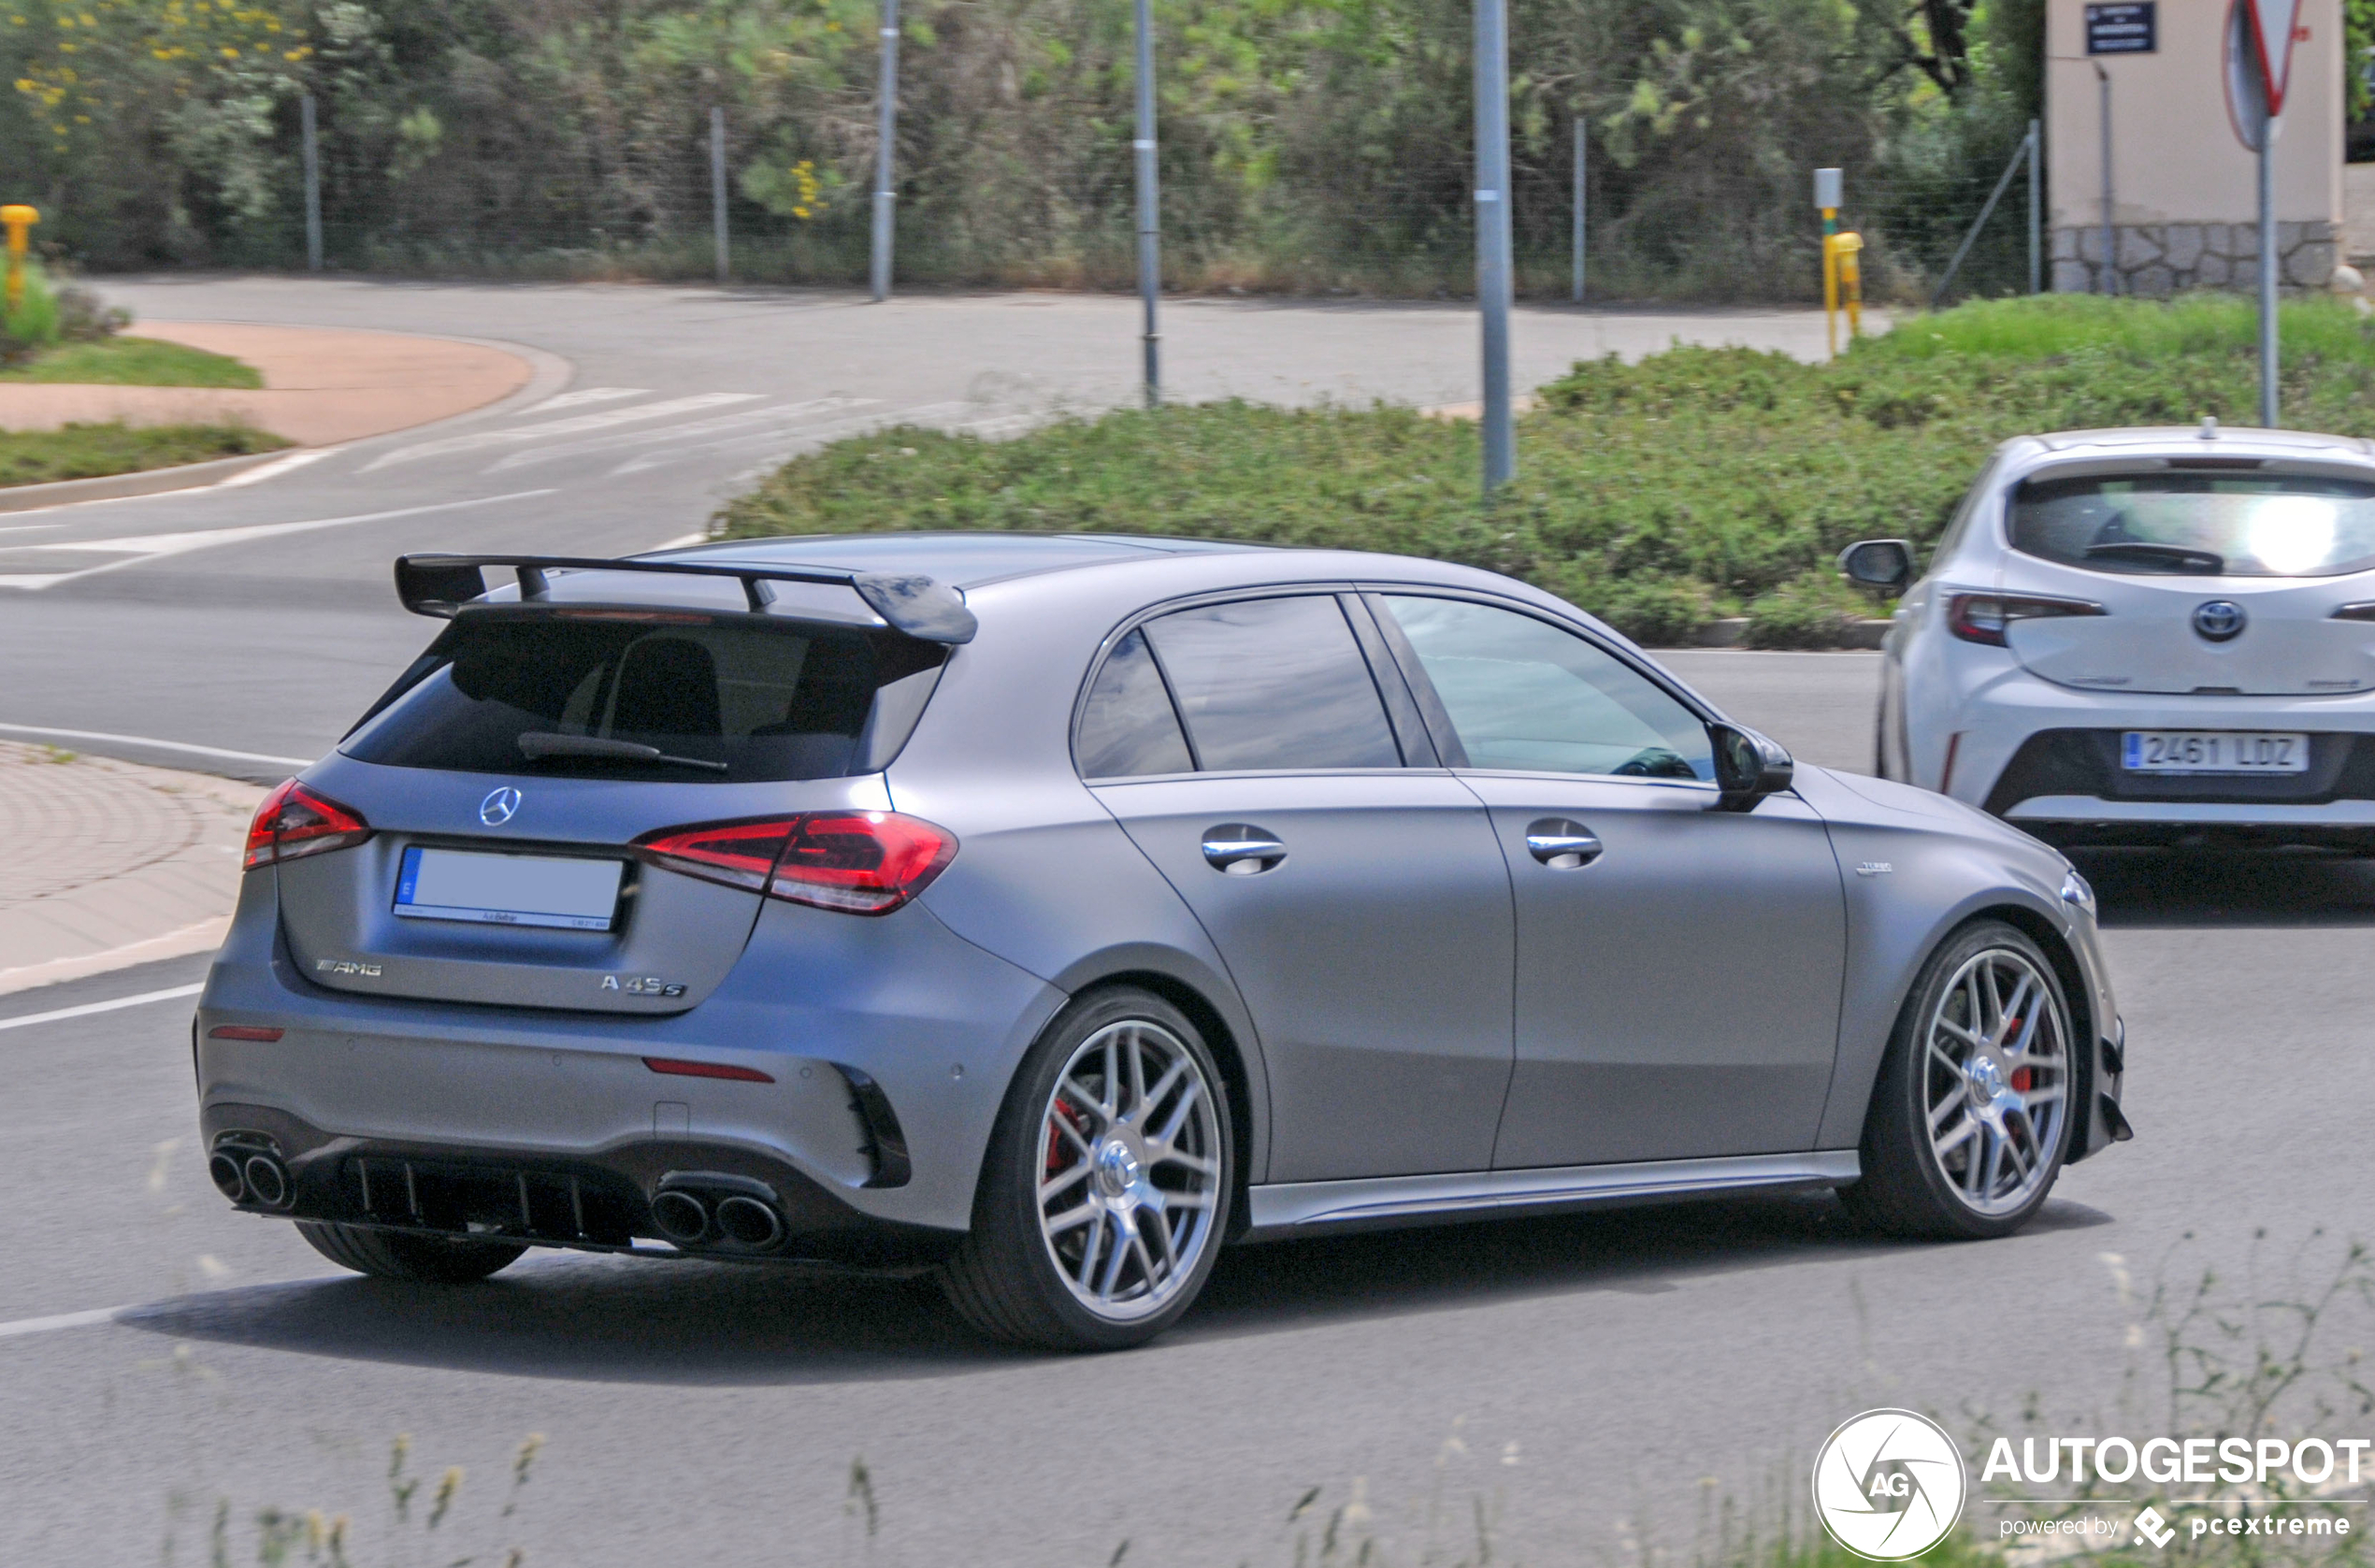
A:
[{"left": 4, "top": 280, "right": 2371, "bottom": 1566}]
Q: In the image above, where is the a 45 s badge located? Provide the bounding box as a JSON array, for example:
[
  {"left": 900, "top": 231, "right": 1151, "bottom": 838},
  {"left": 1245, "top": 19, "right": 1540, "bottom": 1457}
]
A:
[
  {"left": 603, "top": 974, "right": 686, "bottom": 999},
  {"left": 1811, "top": 1408, "right": 1967, "bottom": 1561}
]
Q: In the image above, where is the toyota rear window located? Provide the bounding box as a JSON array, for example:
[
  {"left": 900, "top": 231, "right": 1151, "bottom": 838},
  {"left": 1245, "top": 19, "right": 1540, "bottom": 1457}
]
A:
[
  {"left": 2009, "top": 471, "right": 2375, "bottom": 577},
  {"left": 340, "top": 609, "right": 945, "bottom": 783}
]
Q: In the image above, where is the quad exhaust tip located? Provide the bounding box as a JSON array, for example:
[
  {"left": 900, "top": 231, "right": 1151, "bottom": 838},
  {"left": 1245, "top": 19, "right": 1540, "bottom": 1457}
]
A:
[
  {"left": 650, "top": 1189, "right": 711, "bottom": 1244},
  {"left": 211, "top": 1143, "right": 293, "bottom": 1209},
  {"left": 714, "top": 1194, "right": 785, "bottom": 1249},
  {"left": 648, "top": 1173, "right": 786, "bottom": 1251}
]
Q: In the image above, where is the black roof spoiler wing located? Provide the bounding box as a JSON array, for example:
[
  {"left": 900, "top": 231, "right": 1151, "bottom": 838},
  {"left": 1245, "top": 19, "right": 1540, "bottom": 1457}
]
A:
[{"left": 392, "top": 553, "right": 978, "bottom": 645}]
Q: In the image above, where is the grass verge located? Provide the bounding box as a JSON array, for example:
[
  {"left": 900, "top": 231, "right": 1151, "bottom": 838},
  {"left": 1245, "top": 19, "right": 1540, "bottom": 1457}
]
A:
[
  {"left": 713, "top": 293, "right": 2375, "bottom": 645},
  {"left": 0, "top": 335, "right": 263, "bottom": 388},
  {"left": 0, "top": 422, "right": 289, "bottom": 487}
]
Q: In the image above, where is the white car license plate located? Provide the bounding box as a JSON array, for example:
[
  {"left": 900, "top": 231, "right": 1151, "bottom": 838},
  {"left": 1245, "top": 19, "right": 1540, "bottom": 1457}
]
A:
[
  {"left": 2121, "top": 731, "right": 2309, "bottom": 774},
  {"left": 393, "top": 846, "right": 625, "bottom": 930}
]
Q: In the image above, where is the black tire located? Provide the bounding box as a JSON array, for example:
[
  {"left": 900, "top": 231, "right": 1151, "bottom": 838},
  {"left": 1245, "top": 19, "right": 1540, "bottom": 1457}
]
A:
[
  {"left": 296, "top": 1220, "right": 527, "bottom": 1284},
  {"left": 1840, "top": 920, "right": 2076, "bottom": 1240},
  {"left": 939, "top": 987, "right": 1234, "bottom": 1352}
]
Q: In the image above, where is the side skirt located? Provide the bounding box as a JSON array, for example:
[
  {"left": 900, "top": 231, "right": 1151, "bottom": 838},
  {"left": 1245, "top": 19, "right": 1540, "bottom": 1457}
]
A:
[{"left": 1241, "top": 1150, "right": 1861, "bottom": 1240}]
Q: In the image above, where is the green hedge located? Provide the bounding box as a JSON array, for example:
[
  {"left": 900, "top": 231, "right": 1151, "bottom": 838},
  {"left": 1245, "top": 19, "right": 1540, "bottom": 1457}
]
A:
[{"left": 713, "top": 295, "right": 2375, "bottom": 644}]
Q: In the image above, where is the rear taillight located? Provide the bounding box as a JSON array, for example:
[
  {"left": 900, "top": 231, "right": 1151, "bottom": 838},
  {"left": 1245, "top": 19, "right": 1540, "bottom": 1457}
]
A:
[
  {"left": 1946, "top": 591, "right": 2106, "bottom": 647},
  {"left": 633, "top": 811, "right": 956, "bottom": 916},
  {"left": 243, "top": 780, "right": 372, "bottom": 870}
]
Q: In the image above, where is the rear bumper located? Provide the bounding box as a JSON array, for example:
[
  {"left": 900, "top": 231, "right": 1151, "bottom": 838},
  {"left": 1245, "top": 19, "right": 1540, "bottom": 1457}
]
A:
[
  {"left": 203, "top": 1101, "right": 959, "bottom": 1269},
  {"left": 196, "top": 871, "right": 1067, "bottom": 1238}
]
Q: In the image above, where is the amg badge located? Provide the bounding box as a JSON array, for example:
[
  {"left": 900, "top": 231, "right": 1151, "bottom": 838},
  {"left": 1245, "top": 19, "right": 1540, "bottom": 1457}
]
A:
[{"left": 314, "top": 958, "right": 383, "bottom": 977}]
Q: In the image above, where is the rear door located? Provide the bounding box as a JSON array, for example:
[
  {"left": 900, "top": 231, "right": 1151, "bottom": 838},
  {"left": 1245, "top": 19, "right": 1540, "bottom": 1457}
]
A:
[
  {"left": 1084, "top": 593, "right": 1518, "bottom": 1183},
  {"left": 1369, "top": 593, "right": 1848, "bottom": 1171}
]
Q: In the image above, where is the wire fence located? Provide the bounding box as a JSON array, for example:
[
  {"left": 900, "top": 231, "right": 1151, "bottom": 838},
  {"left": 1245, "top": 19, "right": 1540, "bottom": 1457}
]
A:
[{"left": 233, "top": 100, "right": 2043, "bottom": 310}]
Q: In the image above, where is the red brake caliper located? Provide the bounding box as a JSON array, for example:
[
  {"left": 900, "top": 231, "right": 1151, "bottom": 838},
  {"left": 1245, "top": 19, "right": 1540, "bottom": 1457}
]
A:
[
  {"left": 1047, "top": 1096, "right": 1089, "bottom": 1176},
  {"left": 2008, "top": 1019, "right": 2031, "bottom": 1094}
]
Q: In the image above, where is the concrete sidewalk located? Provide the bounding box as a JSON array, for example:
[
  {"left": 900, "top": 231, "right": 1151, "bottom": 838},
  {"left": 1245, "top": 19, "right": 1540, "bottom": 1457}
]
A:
[
  {"left": 0, "top": 742, "right": 261, "bottom": 996},
  {"left": 0, "top": 321, "right": 533, "bottom": 445}
]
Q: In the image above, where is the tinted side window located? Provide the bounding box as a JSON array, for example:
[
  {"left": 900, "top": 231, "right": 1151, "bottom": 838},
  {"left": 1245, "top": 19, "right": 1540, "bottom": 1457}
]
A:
[
  {"left": 1076, "top": 628, "right": 1193, "bottom": 778},
  {"left": 1380, "top": 597, "right": 1712, "bottom": 780},
  {"left": 1142, "top": 596, "right": 1401, "bottom": 771}
]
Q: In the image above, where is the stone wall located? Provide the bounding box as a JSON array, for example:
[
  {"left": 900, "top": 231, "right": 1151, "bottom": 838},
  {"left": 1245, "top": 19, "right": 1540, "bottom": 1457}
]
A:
[{"left": 2049, "top": 221, "right": 2340, "bottom": 295}]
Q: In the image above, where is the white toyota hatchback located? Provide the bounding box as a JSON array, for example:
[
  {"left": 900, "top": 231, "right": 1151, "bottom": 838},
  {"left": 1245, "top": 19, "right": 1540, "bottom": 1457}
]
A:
[{"left": 1845, "top": 424, "right": 2375, "bottom": 849}]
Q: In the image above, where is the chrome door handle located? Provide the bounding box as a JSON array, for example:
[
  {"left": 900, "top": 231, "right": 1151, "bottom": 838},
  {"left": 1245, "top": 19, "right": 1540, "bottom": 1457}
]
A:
[
  {"left": 1202, "top": 825, "right": 1287, "bottom": 875},
  {"left": 1525, "top": 818, "right": 1603, "bottom": 870}
]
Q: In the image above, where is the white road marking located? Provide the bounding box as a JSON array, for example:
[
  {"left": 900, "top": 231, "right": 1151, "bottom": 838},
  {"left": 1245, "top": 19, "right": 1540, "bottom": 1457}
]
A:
[
  {"left": 361, "top": 393, "right": 764, "bottom": 471},
  {"left": 604, "top": 402, "right": 969, "bottom": 476},
  {"left": 484, "top": 396, "right": 876, "bottom": 474},
  {"left": 0, "top": 1306, "right": 128, "bottom": 1341},
  {"left": 0, "top": 982, "right": 204, "bottom": 1035},
  {"left": 0, "top": 723, "right": 312, "bottom": 767},
  {"left": 0, "top": 489, "right": 556, "bottom": 592},
  {"left": 517, "top": 386, "right": 651, "bottom": 415},
  {"left": 216, "top": 449, "right": 337, "bottom": 488}
]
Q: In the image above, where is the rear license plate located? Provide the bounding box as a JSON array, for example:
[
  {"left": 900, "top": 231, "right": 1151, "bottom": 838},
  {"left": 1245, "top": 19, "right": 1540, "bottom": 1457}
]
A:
[
  {"left": 2120, "top": 731, "right": 2310, "bottom": 774},
  {"left": 393, "top": 846, "right": 625, "bottom": 931}
]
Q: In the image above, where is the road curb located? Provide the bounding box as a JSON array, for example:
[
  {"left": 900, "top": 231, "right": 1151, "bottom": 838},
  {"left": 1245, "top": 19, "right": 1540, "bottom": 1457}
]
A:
[{"left": 0, "top": 448, "right": 295, "bottom": 514}]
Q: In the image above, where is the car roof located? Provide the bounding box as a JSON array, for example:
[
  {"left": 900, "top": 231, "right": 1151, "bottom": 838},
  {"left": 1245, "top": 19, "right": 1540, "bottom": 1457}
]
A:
[
  {"left": 2014, "top": 425, "right": 2375, "bottom": 465},
  {"left": 650, "top": 531, "right": 1272, "bottom": 589}
]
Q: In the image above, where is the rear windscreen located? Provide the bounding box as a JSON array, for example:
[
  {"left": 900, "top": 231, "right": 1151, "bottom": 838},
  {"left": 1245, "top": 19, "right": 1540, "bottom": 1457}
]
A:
[
  {"left": 2009, "top": 471, "right": 2375, "bottom": 577},
  {"left": 341, "top": 609, "right": 945, "bottom": 783}
]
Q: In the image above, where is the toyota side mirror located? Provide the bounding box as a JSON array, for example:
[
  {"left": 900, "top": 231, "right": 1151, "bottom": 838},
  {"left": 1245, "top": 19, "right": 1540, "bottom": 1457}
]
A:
[
  {"left": 1837, "top": 539, "right": 1915, "bottom": 595},
  {"left": 1709, "top": 724, "right": 1794, "bottom": 813}
]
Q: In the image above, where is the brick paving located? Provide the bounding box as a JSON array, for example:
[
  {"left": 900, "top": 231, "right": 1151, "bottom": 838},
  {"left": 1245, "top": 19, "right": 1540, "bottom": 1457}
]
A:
[{"left": 0, "top": 742, "right": 263, "bottom": 994}]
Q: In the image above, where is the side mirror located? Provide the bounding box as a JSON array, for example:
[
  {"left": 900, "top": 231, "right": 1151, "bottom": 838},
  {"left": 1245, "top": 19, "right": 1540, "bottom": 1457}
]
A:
[
  {"left": 1837, "top": 539, "right": 1915, "bottom": 595},
  {"left": 1709, "top": 724, "right": 1794, "bottom": 813}
]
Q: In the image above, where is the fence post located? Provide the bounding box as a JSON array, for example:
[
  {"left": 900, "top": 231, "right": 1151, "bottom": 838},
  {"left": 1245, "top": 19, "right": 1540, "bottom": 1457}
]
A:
[
  {"left": 2026, "top": 118, "right": 2041, "bottom": 295},
  {"left": 711, "top": 107, "right": 728, "bottom": 285},
  {"left": 871, "top": 0, "right": 900, "bottom": 302},
  {"left": 300, "top": 92, "right": 323, "bottom": 273},
  {"left": 2096, "top": 63, "right": 2115, "bottom": 295},
  {"left": 1133, "top": 0, "right": 1160, "bottom": 406},
  {"left": 1475, "top": 0, "right": 1515, "bottom": 494},
  {"left": 1571, "top": 118, "right": 1586, "bottom": 305}
]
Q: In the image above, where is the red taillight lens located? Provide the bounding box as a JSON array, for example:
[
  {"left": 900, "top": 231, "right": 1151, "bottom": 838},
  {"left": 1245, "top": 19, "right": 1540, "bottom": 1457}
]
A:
[
  {"left": 771, "top": 812, "right": 957, "bottom": 914},
  {"left": 242, "top": 780, "right": 372, "bottom": 870},
  {"left": 1946, "top": 592, "right": 2107, "bottom": 647},
  {"left": 634, "top": 818, "right": 802, "bottom": 893},
  {"left": 633, "top": 811, "right": 955, "bottom": 916},
  {"left": 207, "top": 1025, "right": 284, "bottom": 1043}
]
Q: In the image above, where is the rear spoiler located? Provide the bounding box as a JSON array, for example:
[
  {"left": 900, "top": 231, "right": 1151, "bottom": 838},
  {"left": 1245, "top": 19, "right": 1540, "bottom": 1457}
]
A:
[{"left": 392, "top": 553, "right": 977, "bottom": 645}]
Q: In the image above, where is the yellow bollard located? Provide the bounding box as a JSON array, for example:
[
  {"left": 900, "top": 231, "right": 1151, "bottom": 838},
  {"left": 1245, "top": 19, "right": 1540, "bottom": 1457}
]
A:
[
  {"left": 1825, "top": 231, "right": 1864, "bottom": 349},
  {"left": 0, "top": 206, "right": 36, "bottom": 315},
  {"left": 1821, "top": 208, "right": 1840, "bottom": 356}
]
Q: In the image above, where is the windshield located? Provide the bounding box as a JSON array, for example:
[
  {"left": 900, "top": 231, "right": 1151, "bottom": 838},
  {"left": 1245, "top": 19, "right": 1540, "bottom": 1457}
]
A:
[
  {"left": 341, "top": 608, "right": 944, "bottom": 783},
  {"left": 2008, "top": 471, "right": 2375, "bottom": 578}
]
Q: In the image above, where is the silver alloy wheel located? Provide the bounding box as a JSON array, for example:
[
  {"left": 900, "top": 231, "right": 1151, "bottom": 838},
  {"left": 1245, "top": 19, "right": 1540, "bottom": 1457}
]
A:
[
  {"left": 1036, "top": 1019, "right": 1222, "bottom": 1323},
  {"left": 1922, "top": 947, "right": 2070, "bottom": 1216}
]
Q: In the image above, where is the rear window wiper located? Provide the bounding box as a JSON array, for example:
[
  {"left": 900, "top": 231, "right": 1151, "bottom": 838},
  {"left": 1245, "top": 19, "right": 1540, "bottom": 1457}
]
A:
[
  {"left": 517, "top": 731, "right": 729, "bottom": 772},
  {"left": 2083, "top": 541, "right": 2225, "bottom": 573}
]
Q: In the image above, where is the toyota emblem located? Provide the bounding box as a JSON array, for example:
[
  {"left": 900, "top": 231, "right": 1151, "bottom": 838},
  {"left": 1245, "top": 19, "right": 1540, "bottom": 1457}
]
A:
[
  {"left": 479, "top": 786, "right": 523, "bottom": 827},
  {"left": 2193, "top": 600, "right": 2246, "bottom": 642}
]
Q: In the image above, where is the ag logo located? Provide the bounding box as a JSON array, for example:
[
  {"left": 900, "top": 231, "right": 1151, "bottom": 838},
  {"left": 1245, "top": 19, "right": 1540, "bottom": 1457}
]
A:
[
  {"left": 480, "top": 786, "right": 523, "bottom": 827},
  {"left": 1811, "top": 1409, "right": 1966, "bottom": 1561}
]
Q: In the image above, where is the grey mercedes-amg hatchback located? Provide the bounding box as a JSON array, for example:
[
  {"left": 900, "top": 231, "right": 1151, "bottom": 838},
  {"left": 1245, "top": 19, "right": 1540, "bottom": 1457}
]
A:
[{"left": 198, "top": 533, "right": 2130, "bottom": 1349}]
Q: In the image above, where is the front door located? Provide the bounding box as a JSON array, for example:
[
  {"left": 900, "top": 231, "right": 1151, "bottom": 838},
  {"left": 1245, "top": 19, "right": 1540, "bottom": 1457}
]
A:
[
  {"left": 1370, "top": 593, "right": 1849, "bottom": 1170},
  {"left": 1080, "top": 594, "right": 1517, "bottom": 1183}
]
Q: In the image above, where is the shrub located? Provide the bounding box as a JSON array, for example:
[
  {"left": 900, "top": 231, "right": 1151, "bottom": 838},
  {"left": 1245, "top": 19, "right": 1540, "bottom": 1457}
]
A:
[{"left": 714, "top": 295, "right": 2375, "bottom": 642}]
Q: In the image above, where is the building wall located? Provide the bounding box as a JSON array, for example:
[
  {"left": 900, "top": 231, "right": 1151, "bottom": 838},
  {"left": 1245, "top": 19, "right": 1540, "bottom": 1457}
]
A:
[{"left": 2046, "top": 0, "right": 2343, "bottom": 293}]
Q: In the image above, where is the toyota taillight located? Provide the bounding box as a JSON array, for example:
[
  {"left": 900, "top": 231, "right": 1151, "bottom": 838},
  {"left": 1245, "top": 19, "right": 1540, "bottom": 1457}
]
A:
[
  {"left": 243, "top": 780, "right": 372, "bottom": 870},
  {"left": 634, "top": 812, "right": 955, "bottom": 915},
  {"left": 1946, "top": 591, "right": 2106, "bottom": 647}
]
